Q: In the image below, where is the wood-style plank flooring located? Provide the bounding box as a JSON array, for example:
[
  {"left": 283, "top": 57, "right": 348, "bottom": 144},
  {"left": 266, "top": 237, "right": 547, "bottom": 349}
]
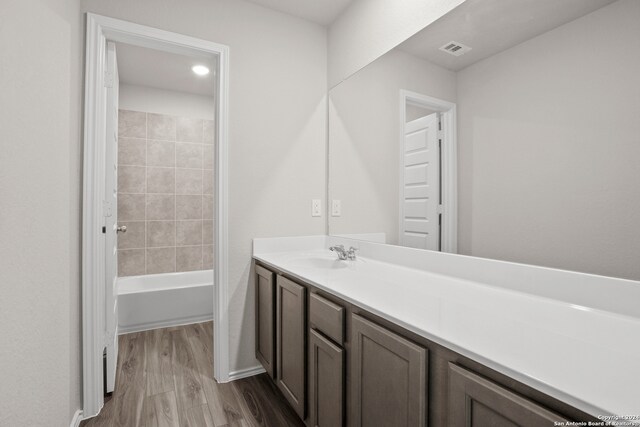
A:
[{"left": 81, "top": 322, "right": 303, "bottom": 427}]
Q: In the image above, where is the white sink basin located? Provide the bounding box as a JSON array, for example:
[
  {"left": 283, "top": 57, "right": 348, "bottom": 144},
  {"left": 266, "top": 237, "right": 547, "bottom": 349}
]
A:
[{"left": 287, "top": 256, "right": 349, "bottom": 270}]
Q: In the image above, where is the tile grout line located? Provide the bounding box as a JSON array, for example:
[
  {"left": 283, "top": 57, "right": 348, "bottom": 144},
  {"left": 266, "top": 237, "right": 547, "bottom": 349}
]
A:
[
  {"left": 174, "top": 117, "right": 178, "bottom": 274},
  {"left": 120, "top": 165, "right": 214, "bottom": 171},
  {"left": 119, "top": 192, "right": 205, "bottom": 196},
  {"left": 201, "top": 119, "right": 205, "bottom": 270},
  {"left": 120, "top": 244, "right": 204, "bottom": 251},
  {"left": 144, "top": 112, "right": 148, "bottom": 275}
]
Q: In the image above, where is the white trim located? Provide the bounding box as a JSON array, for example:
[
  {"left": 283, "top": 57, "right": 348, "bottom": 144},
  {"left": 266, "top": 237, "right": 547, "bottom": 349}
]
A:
[
  {"left": 228, "top": 365, "right": 266, "bottom": 381},
  {"left": 117, "top": 315, "right": 214, "bottom": 335},
  {"left": 82, "top": 13, "right": 107, "bottom": 418},
  {"left": 69, "top": 410, "right": 83, "bottom": 427},
  {"left": 214, "top": 30, "right": 231, "bottom": 384},
  {"left": 440, "top": 103, "right": 458, "bottom": 254},
  {"left": 82, "top": 13, "right": 230, "bottom": 418},
  {"left": 399, "top": 90, "right": 457, "bottom": 253}
]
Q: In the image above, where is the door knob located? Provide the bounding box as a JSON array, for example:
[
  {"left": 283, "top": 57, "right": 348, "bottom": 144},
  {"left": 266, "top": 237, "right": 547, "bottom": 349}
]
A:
[{"left": 116, "top": 225, "right": 127, "bottom": 233}]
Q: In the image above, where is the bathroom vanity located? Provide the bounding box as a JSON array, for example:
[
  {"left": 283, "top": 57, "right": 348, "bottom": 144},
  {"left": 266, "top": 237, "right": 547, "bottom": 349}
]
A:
[{"left": 253, "top": 236, "right": 640, "bottom": 427}]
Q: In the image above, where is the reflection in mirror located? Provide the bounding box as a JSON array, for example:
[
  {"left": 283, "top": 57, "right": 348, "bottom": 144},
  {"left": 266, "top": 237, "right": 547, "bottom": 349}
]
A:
[{"left": 328, "top": 0, "right": 640, "bottom": 280}]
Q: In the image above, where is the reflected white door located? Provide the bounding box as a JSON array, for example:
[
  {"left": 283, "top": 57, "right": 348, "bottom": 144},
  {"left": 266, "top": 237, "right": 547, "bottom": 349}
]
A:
[
  {"left": 400, "top": 113, "right": 440, "bottom": 250},
  {"left": 104, "top": 41, "right": 119, "bottom": 393}
]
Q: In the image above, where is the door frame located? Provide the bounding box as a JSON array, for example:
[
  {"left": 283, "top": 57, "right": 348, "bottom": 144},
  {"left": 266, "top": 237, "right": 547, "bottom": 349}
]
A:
[
  {"left": 399, "top": 90, "right": 457, "bottom": 253},
  {"left": 82, "top": 13, "right": 230, "bottom": 418},
  {"left": 103, "top": 40, "right": 119, "bottom": 394}
]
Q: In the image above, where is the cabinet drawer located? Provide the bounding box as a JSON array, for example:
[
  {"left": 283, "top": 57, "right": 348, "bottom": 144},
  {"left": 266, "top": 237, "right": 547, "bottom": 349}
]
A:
[
  {"left": 309, "top": 293, "right": 345, "bottom": 344},
  {"left": 448, "top": 364, "right": 570, "bottom": 426}
]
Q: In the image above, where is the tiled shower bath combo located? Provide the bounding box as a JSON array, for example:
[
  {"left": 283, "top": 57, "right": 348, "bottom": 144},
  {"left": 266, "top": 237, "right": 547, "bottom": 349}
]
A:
[{"left": 116, "top": 109, "right": 215, "bottom": 276}]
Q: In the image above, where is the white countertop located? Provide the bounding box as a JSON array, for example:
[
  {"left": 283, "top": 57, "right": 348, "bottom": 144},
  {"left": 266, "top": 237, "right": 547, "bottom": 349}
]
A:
[{"left": 253, "top": 236, "right": 640, "bottom": 420}]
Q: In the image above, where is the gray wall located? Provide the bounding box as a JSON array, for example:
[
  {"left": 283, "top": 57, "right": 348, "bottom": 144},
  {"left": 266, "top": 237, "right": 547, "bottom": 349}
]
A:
[
  {"left": 82, "top": 0, "right": 328, "bottom": 373},
  {"left": 0, "top": 0, "right": 83, "bottom": 424},
  {"left": 120, "top": 83, "right": 216, "bottom": 119},
  {"left": 457, "top": 0, "right": 640, "bottom": 279},
  {"left": 329, "top": 49, "right": 456, "bottom": 244}
]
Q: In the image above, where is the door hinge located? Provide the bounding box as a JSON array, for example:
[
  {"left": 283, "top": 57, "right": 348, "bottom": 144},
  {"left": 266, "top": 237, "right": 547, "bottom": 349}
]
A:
[
  {"left": 104, "top": 71, "right": 114, "bottom": 88},
  {"left": 105, "top": 331, "right": 114, "bottom": 347},
  {"left": 102, "top": 226, "right": 106, "bottom": 234},
  {"left": 437, "top": 204, "right": 444, "bottom": 214},
  {"left": 103, "top": 200, "right": 112, "bottom": 218}
]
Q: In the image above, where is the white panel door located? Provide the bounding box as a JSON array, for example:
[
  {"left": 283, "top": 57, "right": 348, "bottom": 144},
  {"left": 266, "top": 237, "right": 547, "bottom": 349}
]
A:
[
  {"left": 400, "top": 113, "right": 440, "bottom": 250},
  {"left": 104, "top": 41, "right": 119, "bottom": 393}
]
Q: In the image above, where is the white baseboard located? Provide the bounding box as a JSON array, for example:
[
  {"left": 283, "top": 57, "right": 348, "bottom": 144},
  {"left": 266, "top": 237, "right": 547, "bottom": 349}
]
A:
[
  {"left": 118, "top": 314, "right": 213, "bottom": 334},
  {"left": 228, "top": 365, "right": 266, "bottom": 381},
  {"left": 70, "top": 410, "right": 83, "bottom": 427}
]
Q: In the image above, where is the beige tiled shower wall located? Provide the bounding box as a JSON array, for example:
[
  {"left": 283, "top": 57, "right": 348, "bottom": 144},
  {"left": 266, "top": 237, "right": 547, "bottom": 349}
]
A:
[{"left": 116, "top": 109, "right": 215, "bottom": 277}]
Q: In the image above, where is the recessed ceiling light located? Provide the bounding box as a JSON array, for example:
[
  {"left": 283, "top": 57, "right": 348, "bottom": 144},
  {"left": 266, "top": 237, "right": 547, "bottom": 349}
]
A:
[{"left": 192, "top": 65, "right": 210, "bottom": 76}]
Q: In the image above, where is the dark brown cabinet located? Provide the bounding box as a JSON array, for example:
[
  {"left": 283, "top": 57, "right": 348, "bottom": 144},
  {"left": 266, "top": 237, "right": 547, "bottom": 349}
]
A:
[
  {"left": 448, "top": 364, "right": 570, "bottom": 427},
  {"left": 308, "top": 329, "right": 344, "bottom": 427},
  {"left": 253, "top": 261, "right": 596, "bottom": 427},
  {"left": 351, "top": 314, "right": 428, "bottom": 427},
  {"left": 276, "top": 275, "right": 307, "bottom": 419},
  {"left": 255, "top": 264, "right": 276, "bottom": 378},
  {"left": 309, "top": 292, "right": 345, "bottom": 344}
]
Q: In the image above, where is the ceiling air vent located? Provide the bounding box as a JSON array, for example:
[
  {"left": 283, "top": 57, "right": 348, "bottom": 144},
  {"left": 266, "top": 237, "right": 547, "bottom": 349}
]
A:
[{"left": 439, "top": 41, "right": 472, "bottom": 57}]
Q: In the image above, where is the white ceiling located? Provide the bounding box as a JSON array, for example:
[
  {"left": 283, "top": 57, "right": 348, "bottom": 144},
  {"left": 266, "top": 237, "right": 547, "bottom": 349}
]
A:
[
  {"left": 398, "top": 0, "right": 617, "bottom": 71},
  {"left": 244, "top": 0, "right": 354, "bottom": 25},
  {"left": 115, "top": 43, "right": 217, "bottom": 97}
]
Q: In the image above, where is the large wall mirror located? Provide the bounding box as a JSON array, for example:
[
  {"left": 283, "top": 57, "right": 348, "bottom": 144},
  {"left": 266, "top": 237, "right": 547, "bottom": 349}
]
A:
[{"left": 328, "top": 0, "right": 640, "bottom": 280}]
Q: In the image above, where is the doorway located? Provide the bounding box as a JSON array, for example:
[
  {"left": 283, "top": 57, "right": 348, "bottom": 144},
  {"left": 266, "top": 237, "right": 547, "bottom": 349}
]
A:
[
  {"left": 82, "top": 13, "right": 230, "bottom": 418},
  {"left": 399, "top": 90, "right": 457, "bottom": 253}
]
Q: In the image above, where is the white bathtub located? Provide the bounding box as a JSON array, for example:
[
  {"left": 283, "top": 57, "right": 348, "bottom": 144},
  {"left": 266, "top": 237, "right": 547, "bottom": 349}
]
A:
[{"left": 117, "top": 270, "right": 214, "bottom": 334}]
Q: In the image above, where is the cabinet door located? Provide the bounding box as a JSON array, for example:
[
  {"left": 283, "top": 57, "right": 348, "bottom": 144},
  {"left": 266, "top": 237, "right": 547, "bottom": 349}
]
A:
[
  {"left": 351, "top": 314, "right": 428, "bottom": 427},
  {"left": 448, "top": 364, "right": 571, "bottom": 426},
  {"left": 277, "top": 276, "right": 307, "bottom": 419},
  {"left": 255, "top": 264, "right": 276, "bottom": 378},
  {"left": 309, "top": 329, "right": 344, "bottom": 427}
]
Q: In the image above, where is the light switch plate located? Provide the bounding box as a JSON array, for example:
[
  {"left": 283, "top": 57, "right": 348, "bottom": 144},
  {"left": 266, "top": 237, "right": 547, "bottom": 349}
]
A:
[
  {"left": 331, "top": 199, "right": 341, "bottom": 217},
  {"left": 312, "top": 199, "right": 322, "bottom": 217}
]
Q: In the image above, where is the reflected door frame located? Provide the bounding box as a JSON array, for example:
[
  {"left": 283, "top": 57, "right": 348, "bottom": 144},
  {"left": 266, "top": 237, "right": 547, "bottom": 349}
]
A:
[{"left": 399, "top": 90, "right": 457, "bottom": 253}]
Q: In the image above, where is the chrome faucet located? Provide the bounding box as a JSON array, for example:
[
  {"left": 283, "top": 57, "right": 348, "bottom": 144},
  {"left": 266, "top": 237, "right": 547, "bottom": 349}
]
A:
[
  {"left": 329, "top": 245, "right": 348, "bottom": 260},
  {"left": 330, "top": 245, "right": 358, "bottom": 261}
]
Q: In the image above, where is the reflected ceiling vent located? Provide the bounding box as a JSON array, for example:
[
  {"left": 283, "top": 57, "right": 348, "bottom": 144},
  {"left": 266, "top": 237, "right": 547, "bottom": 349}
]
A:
[{"left": 439, "top": 41, "right": 472, "bottom": 56}]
